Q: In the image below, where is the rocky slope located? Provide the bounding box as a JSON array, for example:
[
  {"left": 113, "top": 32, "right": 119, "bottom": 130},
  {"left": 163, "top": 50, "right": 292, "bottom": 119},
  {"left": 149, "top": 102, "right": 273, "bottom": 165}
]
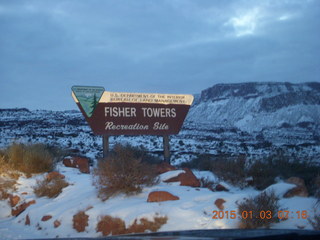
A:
[{"left": 187, "top": 82, "right": 320, "bottom": 132}]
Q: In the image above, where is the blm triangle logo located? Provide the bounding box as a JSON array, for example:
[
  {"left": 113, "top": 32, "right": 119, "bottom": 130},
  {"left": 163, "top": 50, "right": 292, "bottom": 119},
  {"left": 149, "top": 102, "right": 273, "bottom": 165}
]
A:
[{"left": 72, "top": 86, "right": 105, "bottom": 117}]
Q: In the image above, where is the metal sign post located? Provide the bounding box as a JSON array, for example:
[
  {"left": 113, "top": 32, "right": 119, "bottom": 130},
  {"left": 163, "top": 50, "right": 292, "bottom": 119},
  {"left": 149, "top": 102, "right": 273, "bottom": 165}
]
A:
[
  {"left": 102, "top": 135, "right": 109, "bottom": 158},
  {"left": 163, "top": 135, "right": 170, "bottom": 163}
]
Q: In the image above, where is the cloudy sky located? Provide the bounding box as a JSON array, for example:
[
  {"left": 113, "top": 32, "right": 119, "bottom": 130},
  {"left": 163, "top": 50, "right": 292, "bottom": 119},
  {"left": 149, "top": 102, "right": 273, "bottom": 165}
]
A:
[{"left": 0, "top": 0, "right": 319, "bottom": 110}]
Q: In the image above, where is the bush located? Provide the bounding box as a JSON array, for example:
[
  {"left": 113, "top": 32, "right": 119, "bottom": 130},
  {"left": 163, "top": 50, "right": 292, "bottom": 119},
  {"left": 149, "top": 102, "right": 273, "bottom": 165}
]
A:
[
  {"left": 0, "top": 177, "right": 16, "bottom": 200},
  {"left": 5, "top": 143, "right": 60, "bottom": 175},
  {"left": 7, "top": 143, "right": 25, "bottom": 169},
  {"left": 237, "top": 190, "right": 280, "bottom": 229},
  {"left": 22, "top": 144, "right": 55, "bottom": 174},
  {"left": 0, "top": 151, "right": 10, "bottom": 175},
  {"left": 117, "top": 144, "right": 162, "bottom": 165},
  {"left": 247, "top": 159, "right": 276, "bottom": 190},
  {"left": 33, "top": 177, "right": 69, "bottom": 198},
  {"left": 94, "top": 144, "right": 159, "bottom": 200},
  {"left": 97, "top": 215, "right": 168, "bottom": 236},
  {"left": 180, "top": 154, "right": 247, "bottom": 187},
  {"left": 210, "top": 155, "right": 246, "bottom": 186},
  {"left": 247, "top": 154, "right": 320, "bottom": 191},
  {"left": 181, "top": 149, "right": 320, "bottom": 193},
  {"left": 179, "top": 154, "right": 213, "bottom": 171}
]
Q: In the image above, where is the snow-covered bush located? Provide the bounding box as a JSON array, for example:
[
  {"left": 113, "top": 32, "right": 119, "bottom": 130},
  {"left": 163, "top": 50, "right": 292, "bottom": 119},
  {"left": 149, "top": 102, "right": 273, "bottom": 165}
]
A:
[
  {"left": 94, "top": 144, "right": 158, "bottom": 200},
  {"left": 237, "top": 190, "right": 280, "bottom": 229}
]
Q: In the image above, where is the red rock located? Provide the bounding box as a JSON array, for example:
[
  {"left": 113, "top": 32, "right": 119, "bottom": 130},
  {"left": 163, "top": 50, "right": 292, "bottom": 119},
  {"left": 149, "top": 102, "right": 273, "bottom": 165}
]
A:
[
  {"left": 25, "top": 214, "right": 30, "bottom": 225},
  {"left": 74, "top": 157, "right": 90, "bottom": 174},
  {"left": 54, "top": 220, "right": 61, "bottom": 228},
  {"left": 46, "top": 172, "right": 65, "bottom": 181},
  {"left": 63, "top": 156, "right": 90, "bottom": 174},
  {"left": 63, "top": 158, "right": 74, "bottom": 168},
  {"left": 41, "top": 215, "right": 52, "bottom": 221},
  {"left": 73, "top": 211, "right": 89, "bottom": 232},
  {"left": 147, "top": 191, "right": 180, "bottom": 202},
  {"left": 164, "top": 168, "right": 200, "bottom": 187},
  {"left": 11, "top": 200, "right": 36, "bottom": 217},
  {"left": 286, "top": 177, "right": 305, "bottom": 187},
  {"left": 156, "top": 162, "right": 177, "bottom": 174},
  {"left": 9, "top": 195, "right": 20, "bottom": 207},
  {"left": 214, "top": 198, "right": 226, "bottom": 210},
  {"left": 284, "top": 187, "right": 308, "bottom": 198},
  {"left": 215, "top": 184, "right": 229, "bottom": 192},
  {"left": 284, "top": 177, "right": 308, "bottom": 198}
]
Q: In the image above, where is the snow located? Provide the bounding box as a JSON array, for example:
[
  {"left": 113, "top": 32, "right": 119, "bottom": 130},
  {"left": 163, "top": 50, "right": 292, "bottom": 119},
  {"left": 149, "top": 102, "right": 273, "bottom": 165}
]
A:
[
  {"left": 1, "top": 163, "right": 319, "bottom": 239},
  {"left": 159, "top": 170, "right": 185, "bottom": 182},
  {"left": 262, "top": 182, "right": 296, "bottom": 198}
]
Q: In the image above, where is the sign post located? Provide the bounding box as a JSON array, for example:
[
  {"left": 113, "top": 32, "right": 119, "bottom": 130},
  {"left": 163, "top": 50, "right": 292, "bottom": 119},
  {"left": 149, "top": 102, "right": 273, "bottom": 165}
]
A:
[
  {"left": 163, "top": 135, "right": 170, "bottom": 163},
  {"left": 102, "top": 135, "right": 109, "bottom": 158},
  {"left": 72, "top": 86, "right": 193, "bottom": 163}
]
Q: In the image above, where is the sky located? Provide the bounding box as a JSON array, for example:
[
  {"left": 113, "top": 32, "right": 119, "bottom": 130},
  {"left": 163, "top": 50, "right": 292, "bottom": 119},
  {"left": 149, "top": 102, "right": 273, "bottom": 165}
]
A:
[{"left": 0, "top": 0, "right": 319, "bottom": 110}]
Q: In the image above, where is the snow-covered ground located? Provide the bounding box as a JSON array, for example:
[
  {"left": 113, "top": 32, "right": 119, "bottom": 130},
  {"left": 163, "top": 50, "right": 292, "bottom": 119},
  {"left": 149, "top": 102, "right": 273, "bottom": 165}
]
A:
[{"left": 0, "top": 163, "right": 318, "bottom": 239}]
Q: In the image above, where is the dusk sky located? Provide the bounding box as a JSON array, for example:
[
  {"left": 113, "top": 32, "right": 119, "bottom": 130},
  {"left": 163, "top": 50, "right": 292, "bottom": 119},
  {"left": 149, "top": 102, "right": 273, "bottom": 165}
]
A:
[{"left": 0, "top": 0, "right": 319, "bottom": 110}]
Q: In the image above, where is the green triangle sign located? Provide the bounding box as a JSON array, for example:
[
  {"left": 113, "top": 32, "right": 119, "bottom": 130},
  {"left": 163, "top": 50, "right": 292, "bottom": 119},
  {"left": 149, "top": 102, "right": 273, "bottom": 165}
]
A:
[{"left": 72, "top": 86, "right": 105, "bottom": 117}]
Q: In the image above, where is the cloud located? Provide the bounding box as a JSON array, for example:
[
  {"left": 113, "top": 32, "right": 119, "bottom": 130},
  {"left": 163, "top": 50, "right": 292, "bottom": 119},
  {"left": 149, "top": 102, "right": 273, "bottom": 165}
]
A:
[{"left": 0, "top": 0, "right": 319, "bottom": 110}]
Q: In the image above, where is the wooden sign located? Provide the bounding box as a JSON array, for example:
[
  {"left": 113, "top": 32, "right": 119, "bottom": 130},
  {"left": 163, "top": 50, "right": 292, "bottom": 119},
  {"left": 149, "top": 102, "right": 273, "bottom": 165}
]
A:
[{"left": 72, "top": 86, "right": 194, "bottom": 136}]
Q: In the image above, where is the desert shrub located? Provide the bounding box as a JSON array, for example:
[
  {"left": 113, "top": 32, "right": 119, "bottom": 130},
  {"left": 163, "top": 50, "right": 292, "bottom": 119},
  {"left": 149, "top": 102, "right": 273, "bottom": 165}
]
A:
[
  {"left": 7, "top": 143, "right": 25, "bottom": 169},
  {"left": 22, "top": 144, "right": 55, "bottom": 174},
  {"left": 0, "top": 151, "right": 10, "bottom": 174},
  {"left": 0, "top": 177, "right": 16, "bottom": 200},
  {"left": 179, "top": 154, "right": 213, "bottom": 171},
  {"left": 33, "top": 177, "right": 69, "bottom": 198},
  {"left": 96, "top": 215, "right": 168, "bottom": 236},
  {"left": 116, "top": 144, "right": 162, "bottom": 165},
  {"left": 5, "top": 143, "right": 61, "bottom": 175},
  {"left": 94, "top": 144, "right": 159, "bottom": 200},
  {"left": 247, "top": 154, "right": 320, "bottom": 191},
  {"left": 237, "top": 190, "right": 280, "bottom": 229},
  {"left": 210, "top": 155, "right": 247, "bottom": 186},
  {"left": 180, "top": 154, "right": 247, "bottom": 187},
  {"left": 247, "top": 159, "right": 276, "bottom": 190}
]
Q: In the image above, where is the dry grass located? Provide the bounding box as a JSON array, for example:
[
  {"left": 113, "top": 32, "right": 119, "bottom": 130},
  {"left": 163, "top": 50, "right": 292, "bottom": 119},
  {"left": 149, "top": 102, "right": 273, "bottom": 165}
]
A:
[
  {"left": 0, "top": 152, "right": 18, "bottom": 199},
  {"left": 2, "top": 143, "right": 60, "bottom": 176},
  {"left": 33, "top": 177, "right": 69, "bottom": 198},
  {"left": 94, "top": 144, "right": 158, "bottom": 200},
  {"left": 237, "top": 190, "right": 280, "bottom": 229},
  {"left": 96, "top": 215, "right": 168, "bottom": 236},
  {"left": 0, "top": 177, "right": 16, "bottom": 200}
]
